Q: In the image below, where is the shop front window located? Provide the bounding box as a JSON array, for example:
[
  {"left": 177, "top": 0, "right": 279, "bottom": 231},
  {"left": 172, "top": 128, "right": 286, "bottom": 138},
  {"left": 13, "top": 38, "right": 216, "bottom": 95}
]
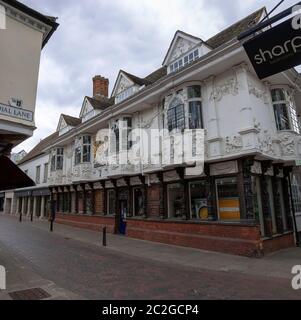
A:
[
  {"left": 216, "top": 177, "right": 240, "bottom": 221},
  {"left": 133, "top": 187, "right": 145, "bottom": 217},
  {"left": 168, "top": 183, "right": 185, "bottom": 218},
  {"left": 107, "top": 189, "right": 116, "bottom": 215},
  {"left": 189, "top": 181, "right": 208, "bottom": 220}
]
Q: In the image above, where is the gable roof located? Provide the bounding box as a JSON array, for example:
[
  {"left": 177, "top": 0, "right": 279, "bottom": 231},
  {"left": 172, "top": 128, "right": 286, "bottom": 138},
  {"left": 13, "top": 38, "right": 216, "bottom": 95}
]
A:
[
  {"left": 86, "top": 96, "right": 115, "bottom": 110},
  {"left": 18, "top": 131, "right": 59, "bottom": 165},
  {"left": 1, "top": 0, "right": 59, "bottom": 48},
  {"left": 121, "top": 70, "right": 152, "bottom": 87},
  {"left": 162, "top": 30, "right": 203, "bottom": 66},
  {"left": 61, "top": 114, "right": 82, "bottom": 127},
  {"left": 206, "top": 7, "right": 266, "bottom": 49}
]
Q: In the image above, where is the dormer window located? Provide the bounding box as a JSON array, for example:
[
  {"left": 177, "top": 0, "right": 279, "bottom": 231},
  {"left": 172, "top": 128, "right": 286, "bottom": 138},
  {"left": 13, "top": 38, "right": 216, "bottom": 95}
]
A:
[
  {"left": 115, "top": 86, "right": 138, "bottom": 104},
  {"left": 169, "top": 48, "right": 199, "bottom": 74}
]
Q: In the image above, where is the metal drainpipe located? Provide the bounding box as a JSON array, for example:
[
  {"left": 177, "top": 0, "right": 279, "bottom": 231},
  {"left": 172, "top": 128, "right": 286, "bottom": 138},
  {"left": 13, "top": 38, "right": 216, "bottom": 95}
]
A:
[{"left": 288, "top": 173, "right": 300, "bottom": 247}]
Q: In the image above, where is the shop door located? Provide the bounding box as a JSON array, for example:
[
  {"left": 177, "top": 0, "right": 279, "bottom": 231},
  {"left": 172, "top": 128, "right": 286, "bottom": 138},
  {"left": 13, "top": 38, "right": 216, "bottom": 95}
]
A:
[{"left": 119, "top": 200, "right": 127, "bottom": 235}]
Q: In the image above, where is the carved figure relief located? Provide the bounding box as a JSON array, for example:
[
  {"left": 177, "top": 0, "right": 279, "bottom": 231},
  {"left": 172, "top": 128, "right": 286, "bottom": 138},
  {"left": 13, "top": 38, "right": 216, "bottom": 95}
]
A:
[{"left": 225, "top": 135, "right": 243, "bottom": 153}]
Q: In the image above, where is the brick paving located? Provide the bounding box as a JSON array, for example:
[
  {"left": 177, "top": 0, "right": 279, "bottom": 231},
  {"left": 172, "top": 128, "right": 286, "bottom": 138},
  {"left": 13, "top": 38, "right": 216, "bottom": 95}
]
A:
[{"left": 0, "top": 214, "right": 300, "bottom": 300}]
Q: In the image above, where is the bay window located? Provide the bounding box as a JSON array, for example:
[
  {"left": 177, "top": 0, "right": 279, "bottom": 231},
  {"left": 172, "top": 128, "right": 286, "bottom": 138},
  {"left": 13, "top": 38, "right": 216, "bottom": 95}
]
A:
[
  {"left": 74, "top": 135, "right": 91, "bottom": 165},
  {"left": 188, "top": 85, "right": 203, "bottom": 129},
  {"left": 167, "top": 97, "right": 185, "bottom": 132},
  {"left": 271, "top": 88, "right": 300, "bottom": 133}
]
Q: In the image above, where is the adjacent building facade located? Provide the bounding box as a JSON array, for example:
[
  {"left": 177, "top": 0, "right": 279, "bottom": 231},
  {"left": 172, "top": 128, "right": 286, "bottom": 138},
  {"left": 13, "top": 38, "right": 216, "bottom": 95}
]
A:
[
  {"left": 3, "top": 7, "right": 301, "bottom": 256},
  {"left": 0, "top": 0, "right": 58, "bottom": 155}
]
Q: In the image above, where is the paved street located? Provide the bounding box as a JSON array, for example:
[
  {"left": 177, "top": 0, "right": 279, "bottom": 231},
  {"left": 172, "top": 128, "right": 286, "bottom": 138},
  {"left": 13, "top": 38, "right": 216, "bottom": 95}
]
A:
[{"left": 0, "top": 214, "right": 300, "bottom": 300}]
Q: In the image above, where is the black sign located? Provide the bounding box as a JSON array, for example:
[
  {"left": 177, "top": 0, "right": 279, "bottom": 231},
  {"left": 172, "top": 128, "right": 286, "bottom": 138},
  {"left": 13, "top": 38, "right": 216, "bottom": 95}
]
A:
[{"left": 243, "top": 17, "right": 301, "bottom": 79}]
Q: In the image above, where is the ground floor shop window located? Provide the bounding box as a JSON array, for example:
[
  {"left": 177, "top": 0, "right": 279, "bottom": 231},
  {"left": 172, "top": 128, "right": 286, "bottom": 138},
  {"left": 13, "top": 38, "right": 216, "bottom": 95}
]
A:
[
  {"left": 133, "top": 187, "right": 145, "bottom": 216},
  {"left": 107, "top": 189, "right": 116, "bottom": 215},
  {"left": 189, "top": 181, "right": 208, "bottom": 220},
  {"left": 216, "top": 177, "right": 240, "bottom": 221},
  {"left": 292, "top": 175, "right": 301, "bottom": 214},
  {"left": 86, "top": 191, "right": 94, "bottom": 215},
  {"left": 168, "top": 183, "right": 185, "bottom": 218}
]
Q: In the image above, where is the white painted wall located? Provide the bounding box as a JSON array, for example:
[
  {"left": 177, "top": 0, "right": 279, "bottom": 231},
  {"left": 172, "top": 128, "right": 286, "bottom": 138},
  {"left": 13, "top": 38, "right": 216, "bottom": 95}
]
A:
[{"left": 19, "top": 154, "right": 50, "bottom": 187}]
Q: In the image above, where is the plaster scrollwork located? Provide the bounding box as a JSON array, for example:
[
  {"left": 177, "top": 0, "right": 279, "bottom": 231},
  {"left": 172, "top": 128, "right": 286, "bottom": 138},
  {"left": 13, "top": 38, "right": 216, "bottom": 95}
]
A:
[
  {"left": 258, "top": 130, "right": 275, "bottom": 155},
  {"left": 279, "top": 133, "right": 295, "bottom": 155},
  {"left": 210, "top": 77, "right": 239, "bottom": 102},
  {"left": 170, "top": 38, "right": 195, "bottom": 61},
  {"left": 225, "top": 135, "right": 243, "bottom": 154},
  {"left": 248, "top": 80, "right": 269, "bottom": 104}
]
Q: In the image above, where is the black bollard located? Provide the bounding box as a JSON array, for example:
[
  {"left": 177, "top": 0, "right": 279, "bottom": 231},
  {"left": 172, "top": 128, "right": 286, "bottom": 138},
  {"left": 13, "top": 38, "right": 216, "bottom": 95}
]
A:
[
  {"left": 50, "top": 219, "right": 54, "bottom": 232},
  {"left": 30, "top": 212, "right": 33, "bottom": 222},
  {"left": 19, "top": 212, "right": 22, "bottom": 222},
  {"left": 103, "top": 227, "right": 107, "bottom": 247}
]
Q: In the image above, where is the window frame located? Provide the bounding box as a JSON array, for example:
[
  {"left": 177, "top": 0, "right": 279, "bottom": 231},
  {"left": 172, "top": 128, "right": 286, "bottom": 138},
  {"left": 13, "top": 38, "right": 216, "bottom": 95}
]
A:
[
  {"left": 167, "top": 97, "right": 185, "bottom": 132},
  {"left": 187, "top": 85, "right": 203, "bottom": 130},
  {"left": 271, "top": 87, "right": 300, "bottom": 134},
  {"left": 74, "top": 135, "right": 92, "bottom": 165},
  {"left": 35, "top": 165, "right": 41, "bottom": 184},
  {"left": 43, "top": 163, "right": 49, "bottom": 183},
  {"left": 50, "top": 148, "right": 64, "bottom": 172}
]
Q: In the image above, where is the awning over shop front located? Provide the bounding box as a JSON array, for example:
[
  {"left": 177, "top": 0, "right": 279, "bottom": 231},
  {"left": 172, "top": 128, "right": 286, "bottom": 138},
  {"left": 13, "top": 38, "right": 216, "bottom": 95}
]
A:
[{"left": 0, "top": 155, "right": 35, "bottom": 191}]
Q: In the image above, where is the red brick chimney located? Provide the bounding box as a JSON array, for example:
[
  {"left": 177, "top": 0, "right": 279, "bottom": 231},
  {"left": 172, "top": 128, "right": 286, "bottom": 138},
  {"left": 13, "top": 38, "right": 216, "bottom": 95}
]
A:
[{"left": 93, "top": 75, "right": 109, "bottom": 99}]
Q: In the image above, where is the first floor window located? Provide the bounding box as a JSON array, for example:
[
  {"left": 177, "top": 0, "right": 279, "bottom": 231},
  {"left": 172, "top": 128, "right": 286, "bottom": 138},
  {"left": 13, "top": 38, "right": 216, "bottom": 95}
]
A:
[
  {"left": 271, "top": 88, "right": 300, "bottom": 133},
  {"left": 216, "top": 177, "right": 240, "bottom": 221},
  {"left": 189, "top": 101, "right": 203, "bottom": 129},
  {"left": 74, "top": 136, "right": 92, "bottom": 165},
  {"left": 56, "top": 148, "right": 64, "bottom": 170},
  {"left": 36, "top": 166, "right": 41, "bottom": 184},
  {"left": 273, "top": 103, "right": 290, "bottom": 131},
  {"left": 83, "top": 136, "right": 91, "bottom": 162},
  {"left": 167, "top": 97, "right": 185, "bottom": 132},
  {"left": 50, "top": 148, "right": 64, "bottom": 171},
  {"left": 43, "top": 163, "right": 48, "bottom": 183}
]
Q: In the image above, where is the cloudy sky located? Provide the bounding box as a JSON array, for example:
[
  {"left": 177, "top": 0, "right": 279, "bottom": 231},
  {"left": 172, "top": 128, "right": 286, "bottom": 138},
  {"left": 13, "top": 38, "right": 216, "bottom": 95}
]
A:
[{"left": 14, "top": 0, "right": 299, "bottom": 153}]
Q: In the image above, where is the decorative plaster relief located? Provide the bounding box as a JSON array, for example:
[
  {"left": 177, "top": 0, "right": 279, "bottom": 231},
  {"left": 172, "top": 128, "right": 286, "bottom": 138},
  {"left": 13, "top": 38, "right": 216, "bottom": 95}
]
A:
[
  {"left": 251, "top": 161, "right": 262, "bottom": 174},
  {"left": 170, "top": 37, "right": 195, "bottom": 61},
  {"left": 248, "top": 80, "right": 269, "bottom": 104},
  {"left": 279, "top": 133, "right": 295, "bottom": 156},
  {"left": 210, "top": 77, "right": 239, "bottom": 102},
  {"left": 225, "top": 135, "right": 243, "bottom": 154},
  {"left": 258, "top": 130, "right": 275, "bottom": 155}
]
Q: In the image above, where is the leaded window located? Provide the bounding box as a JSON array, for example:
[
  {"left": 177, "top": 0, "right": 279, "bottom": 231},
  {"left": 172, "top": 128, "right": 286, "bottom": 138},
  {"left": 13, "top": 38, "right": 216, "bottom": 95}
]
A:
[
  {"left": 271, "top": 88, "right": 300, "bottom": 133},
  {"left": 167, "top": 97, "right": 185, "bottom": 132}
]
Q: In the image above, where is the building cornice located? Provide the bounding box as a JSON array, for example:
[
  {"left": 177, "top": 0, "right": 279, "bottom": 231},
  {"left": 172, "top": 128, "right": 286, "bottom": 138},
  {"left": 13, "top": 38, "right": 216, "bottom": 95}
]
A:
[{"left": 0, "top": 0, "right": 59, "bottom": 48}]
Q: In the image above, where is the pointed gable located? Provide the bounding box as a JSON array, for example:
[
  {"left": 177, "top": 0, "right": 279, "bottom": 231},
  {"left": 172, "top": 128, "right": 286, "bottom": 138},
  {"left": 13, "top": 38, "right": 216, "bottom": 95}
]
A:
[
  {"left": 163, "top": 31, "right": 203, "bottom": 66},
  {"left": 80, "top": 97, "right": 94, "bottom": 119},
  {"left": 57, "top": 114, "right": 67, "bottom": 132},
  {"left": 57, "top": 114, "right": 81, "bottom": 136},
  {"left": 111, "top": 71, "right": 136, "bottom": 97}
]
